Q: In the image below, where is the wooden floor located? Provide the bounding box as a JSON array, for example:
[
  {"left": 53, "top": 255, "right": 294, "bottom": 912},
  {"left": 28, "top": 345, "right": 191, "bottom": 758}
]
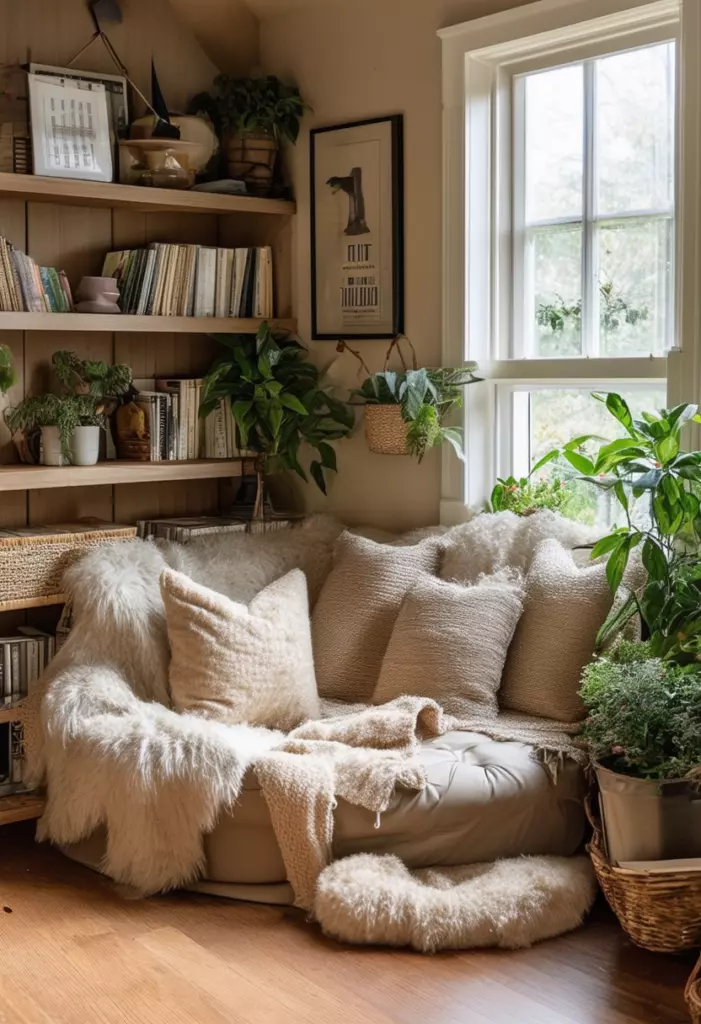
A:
[{"left": 0, "top": 823, "right": 693, "bottom": 1024}]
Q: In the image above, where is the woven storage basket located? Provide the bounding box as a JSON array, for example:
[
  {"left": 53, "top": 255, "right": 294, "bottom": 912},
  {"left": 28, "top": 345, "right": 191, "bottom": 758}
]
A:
[
  {"left": 687, "top": 957, "right": 701, "bottom": 1023},
  {"left": 0, "top": 521, "right": 136, "bottom": 611},
  {"left": 587, "top": 796, "right": 701, "bottom": 953},
  {"left": 364, "top": 405, "right": 409, "bottom": 455}
]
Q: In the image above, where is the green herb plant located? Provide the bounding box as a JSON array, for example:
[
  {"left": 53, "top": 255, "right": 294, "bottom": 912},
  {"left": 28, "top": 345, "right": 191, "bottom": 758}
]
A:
[
  {"left": 581, "top": 641, "right": 701, "bottom": 780},
  {"left": 5, "top": 393, "right": 106, "bottom": 461},
  {"left": 536, "top": 392, "right": 701, "bottom": 663},
  {"left": 486, "top": 475, "right": 568, "bottom": 517},
  {"left": 52, "top": 350, "right": 132, "bottom": 400},
  {"left": 200, "top": 323, "right": 354, "bottom": 516},
  {"left": 351, "top": 364, "right": 480, "bottom": 462},
  {"left": 190, "top": 75, "right": 309, "bottom": 144}
]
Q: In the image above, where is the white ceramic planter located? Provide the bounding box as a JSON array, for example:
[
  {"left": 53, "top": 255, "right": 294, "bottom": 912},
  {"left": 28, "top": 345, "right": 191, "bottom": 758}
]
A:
[
  {"left": 41, "top": 425, "right": 66, "bottom": 466},
  {"left": 69, "top": 425, "right": 100, "bottom": 466}
]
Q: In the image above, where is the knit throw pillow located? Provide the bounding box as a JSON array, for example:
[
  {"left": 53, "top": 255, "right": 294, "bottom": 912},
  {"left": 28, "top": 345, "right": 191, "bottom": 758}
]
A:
[
  {"left": 161, "top": 567, "right": 319, "bottom": 731},
  {"left": 311, "top": 533, "right": 441, "bottom": 702},
  {"left": 499, "top": 539, "right": 615, "bottom": 723},
  {"left": 372, "top": 573, "right": 524, "bottom": 717}
]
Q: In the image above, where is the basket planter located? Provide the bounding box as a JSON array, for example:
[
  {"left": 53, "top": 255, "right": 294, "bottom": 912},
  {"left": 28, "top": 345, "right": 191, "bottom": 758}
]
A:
[
  {"left": 226, "top": 130, "right": 277, "bottom": 196},
  {"left": 0, "top": 521, "right": 137, "bottom": 611},
  {"left": 594, "top": 761, "right": 701, "bottom": 863},
  {"left": 364, "top": 405, "right": 409, "bottom": 455},
  {"left": 587, "top": 795, "right": 701, "bottom": 953},
  {"left": 686, "top": 956, "right": 701, "bottom": 1023}
]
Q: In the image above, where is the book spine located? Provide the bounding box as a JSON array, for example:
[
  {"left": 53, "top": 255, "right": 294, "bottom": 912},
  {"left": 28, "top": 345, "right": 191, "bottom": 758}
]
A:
[
  {"left": 3, "top": 644, "right": 11, "bottom": 706},
  {"left": 10, "top": 721, "right": 23, "bottom": 786},
  {"left": 10, "top": 642, "right": 20, "bottom": 703}
]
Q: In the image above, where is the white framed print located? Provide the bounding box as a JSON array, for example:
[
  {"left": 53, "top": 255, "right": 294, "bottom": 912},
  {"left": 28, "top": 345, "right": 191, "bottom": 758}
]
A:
[
  {"left": 28, "top": 73, "right": 113, "bottom": 182},
  {"left": 310, "top": 115, "right": 404, "bottom": 340}
]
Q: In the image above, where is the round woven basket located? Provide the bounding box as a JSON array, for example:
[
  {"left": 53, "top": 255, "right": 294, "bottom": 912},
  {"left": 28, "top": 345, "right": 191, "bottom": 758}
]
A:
[
  {"left": 687, "top": 957, "right": 701, "bottom": 1024},
  {"left": 587, "top": 797, "right": 701, "bottom": 953},
  {"left": 364, "top": 404, "right": 409, "bottom": 455}
]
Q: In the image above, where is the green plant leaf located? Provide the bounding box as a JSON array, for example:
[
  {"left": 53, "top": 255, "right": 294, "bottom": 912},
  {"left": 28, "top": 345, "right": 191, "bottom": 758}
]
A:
[
  {"left": 606, "top": 533, "right": 640, "bottom": 593},
  {"left": 642, "top": 537, "right": 667, "bottom": 582},
  {"left": 279, "top": 393, "right": 308, "bottom": 415},
  {"left": 232, "top": 399, "right": 254, "bottom": 447},
  {"left": 591, "top": 533, "right": 626, "bottom": 559},
  {"left": 309, "top": 460, "right": 327, "bottom": 494},
  {"left": 562, "top": 449, "right": 595, "bottom": 475},
  {"left": 657, "top": 434, "right": 680, "bottom": 464},
  {"left": 529, "top": 449, "right": 560, "bottom": 474},
  {"left": 317, "top": 441, "right": 337, "bottom": 471}
]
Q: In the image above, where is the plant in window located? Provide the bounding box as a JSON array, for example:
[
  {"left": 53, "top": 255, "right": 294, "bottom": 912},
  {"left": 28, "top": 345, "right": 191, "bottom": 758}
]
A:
[
  {"left": 536, "top": 281, "right": 649, "bottom": 337},
  {"left": 200, "top": 323, "right": 354, "bottom": 518},
  {"left": 536, "top": 392, "right": 701, "bottom": 663},
  {"left": 486, "top": 474, "right": 569, "bottom": 517}
]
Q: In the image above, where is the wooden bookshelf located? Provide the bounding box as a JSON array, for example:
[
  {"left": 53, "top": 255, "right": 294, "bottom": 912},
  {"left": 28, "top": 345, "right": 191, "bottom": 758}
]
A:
[
  {"left": 0, "top": 314, "right": 297, "bottom": 333},
  {"left": 0, "top": 172, "right": 296, "bottom": 217},
  {"left": 0, "top": 459, "right": 251, "bottom": 491},
  {"left": 0, "top": 793, "right": 45, "bottom": 825}
]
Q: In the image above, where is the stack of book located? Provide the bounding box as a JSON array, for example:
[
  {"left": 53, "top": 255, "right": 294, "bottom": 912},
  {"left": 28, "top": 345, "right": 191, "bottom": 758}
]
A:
[
  {"left": 132, "top": 377, "right": 245, "bottom": 462},
  {"left": 0, "top": 234, "right": 73, "bottom": 312},
  {"left": 0, "top": 627, "right": 55, "bottom": 797},
  {"left": 137, "top": 516, "right": 294, "bottom": 542},
  {"left": 102, "top": 244, "right": 274, "bottom": 318}
]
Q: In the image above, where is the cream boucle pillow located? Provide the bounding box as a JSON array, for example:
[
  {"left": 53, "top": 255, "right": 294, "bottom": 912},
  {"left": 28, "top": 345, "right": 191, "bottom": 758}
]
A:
[
  {"left": 312, "top": 533, "right": 441, "bottom": 702},
  {"left": 499, "top": 539, "right": 615, "bottom": 722},
  {"left": 372, "top": 573, "right": 524, "bottom": 717},
  {"left": 161, "top": 567, "right": 319, "bottom": 730}
]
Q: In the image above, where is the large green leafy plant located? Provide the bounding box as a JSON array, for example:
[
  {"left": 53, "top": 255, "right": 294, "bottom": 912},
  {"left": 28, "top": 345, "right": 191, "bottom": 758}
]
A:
[
  {"left": 581, "top": 641, "right": 701, "bottom": 780},
  {"left": 351, "top": 364, "right": 479, "bottom": 462},
  {"left": 537, "top": 392, "right": 701, "bottom": 662},
  {"left": 190, "top": 75, "right": 309, "bottom": 143},
  {"left": 200, "top": 324, "right": 354, "bottom": 512}
]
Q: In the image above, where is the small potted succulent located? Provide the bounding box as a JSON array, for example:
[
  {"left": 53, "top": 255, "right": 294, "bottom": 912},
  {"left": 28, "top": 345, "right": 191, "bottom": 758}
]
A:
[
  {"left": 5, "top": 351, "right": 132, "bottom": 466},
  {"left": 190, "top": 75, "right": 309, "bottom": 196},
  {"left": 539, "top": 392, "right": 701, "bottom": 862}
]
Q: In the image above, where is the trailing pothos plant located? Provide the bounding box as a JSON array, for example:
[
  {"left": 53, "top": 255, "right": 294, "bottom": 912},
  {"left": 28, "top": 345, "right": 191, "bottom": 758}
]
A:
[
  {"left": 200, "top": 324, "right": 354, "bottom": 515},
  {"left": 536, "top": 392, "right": 701, "bottom": 664},
  {"left": 351, "top": 364, "right": 480, "bottom": 461}
]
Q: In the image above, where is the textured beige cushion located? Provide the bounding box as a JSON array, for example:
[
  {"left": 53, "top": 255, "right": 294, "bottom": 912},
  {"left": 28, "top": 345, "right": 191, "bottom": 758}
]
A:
[
  {"left": 161, "top": 567, "right": 319, "bottom": 730},
  {"left": 312, "top": 533, "right": 441, "bottom": 702},
  {"left": 372, "top": 573, "right": 524, "bottom": 716},
  {"left": 500, "top": 539, "right": 615, "bottom": 722}
]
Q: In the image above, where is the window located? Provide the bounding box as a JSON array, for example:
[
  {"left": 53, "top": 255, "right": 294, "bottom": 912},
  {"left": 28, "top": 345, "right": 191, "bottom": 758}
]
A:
[{"left": 437, "top": 0, "right": 700, "bottom": 523}]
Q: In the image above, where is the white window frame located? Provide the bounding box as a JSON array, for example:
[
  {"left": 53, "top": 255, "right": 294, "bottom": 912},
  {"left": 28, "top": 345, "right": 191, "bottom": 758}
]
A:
[{"left": 437, "top": 0, "right": 701, "bottom": 526}]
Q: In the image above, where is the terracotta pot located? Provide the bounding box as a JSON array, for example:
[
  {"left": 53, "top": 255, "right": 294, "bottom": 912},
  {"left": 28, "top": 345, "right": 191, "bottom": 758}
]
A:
[
  {"left": 226, "top": 131, "right": 277, "bottom": 196},
  {"left": 594, "top": 760, "right": 701, "bottom": 864}
]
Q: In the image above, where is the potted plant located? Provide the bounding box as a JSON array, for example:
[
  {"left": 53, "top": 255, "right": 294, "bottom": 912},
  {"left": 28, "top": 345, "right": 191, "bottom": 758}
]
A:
[
  {"left": 350, "top": 357, "right": 480, "bottom": 461},
  {"left": 5, "top": 351, "right": 132, "bottom": 467},
  {"left": 486, "top": 475, "right": 569, "bottom": 517},
  {"left": 200, "top": 323, "right": 354, "bottom": 518},
  {"left": 539, "top": 392, "right": 701, "bottom": 861},
  {"left": 190, "top": 75, "right": 309, "bottom": 196}
]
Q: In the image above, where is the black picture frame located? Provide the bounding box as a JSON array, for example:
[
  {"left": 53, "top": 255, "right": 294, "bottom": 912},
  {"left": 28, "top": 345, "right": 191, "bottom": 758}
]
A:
[{"left": 310, "top": 114, "right": 404, "bottom": 340}]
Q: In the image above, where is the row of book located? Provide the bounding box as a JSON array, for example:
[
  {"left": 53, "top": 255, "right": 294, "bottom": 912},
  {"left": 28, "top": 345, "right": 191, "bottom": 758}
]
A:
[
  {"left": 133, "top": 377, "right": 248, "bottom": 462},
  {"left": 136, "top": 516, "right": 294, "bottom": 543},
  {"left": 0, "top": 234, "right": 73, "bottom": 313},
  {"left": 0, "top": 627, "right": 56, "bottom": 797},
  {"left": 103, "top": 244, "right": 274, "bottom": 319}
]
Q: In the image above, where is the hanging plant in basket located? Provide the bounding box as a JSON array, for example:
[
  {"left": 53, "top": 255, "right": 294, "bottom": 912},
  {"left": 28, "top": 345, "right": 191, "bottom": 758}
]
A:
[{"left": 346, "top": 336, "right": 480, "bottom": 461}]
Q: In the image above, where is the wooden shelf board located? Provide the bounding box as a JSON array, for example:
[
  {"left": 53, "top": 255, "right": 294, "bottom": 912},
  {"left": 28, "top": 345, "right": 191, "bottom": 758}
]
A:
[
  {"left": 0, "top": 707, "right": 22, "bottom": 725},
  {"left": 0, "top": 314, "right": 296, "bottom": 334},
  {"left": 0, "top": 793, "right": 45, "bottom": 826},
  {"left": 0, "top": 172, "right": 296, "bottom": 216},
  {"left": 0, "top": 460, "right": 248, "bottom": 492},
  {"left": 0, "top": 594, "right": 66, "bottom": 613}
]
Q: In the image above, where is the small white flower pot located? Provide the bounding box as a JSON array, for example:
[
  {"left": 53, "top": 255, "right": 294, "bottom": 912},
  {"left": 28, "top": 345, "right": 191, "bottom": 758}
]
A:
[
  {"left": 41, "top": 425, "right": 67, "bottom": 466},
  {"left": 69, "top": 425, "right": 101, "bottom": 466}
]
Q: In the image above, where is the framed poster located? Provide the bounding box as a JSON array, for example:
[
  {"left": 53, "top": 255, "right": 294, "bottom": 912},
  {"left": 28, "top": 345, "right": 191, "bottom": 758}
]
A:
[{"left": 310, "top": 115, "right": 404, "bottom": 340}]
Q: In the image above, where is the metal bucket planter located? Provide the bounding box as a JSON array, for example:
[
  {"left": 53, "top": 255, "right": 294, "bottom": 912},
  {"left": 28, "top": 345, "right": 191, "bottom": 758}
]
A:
[
  {"left": 594, "top": 760, "right": 701, "bottom": 864},
  {"left": 226, "top": 131, "right": 277, "bottom": 196},
  {"left": 364, "top": 405, "right": 409, "bottom": 455}
]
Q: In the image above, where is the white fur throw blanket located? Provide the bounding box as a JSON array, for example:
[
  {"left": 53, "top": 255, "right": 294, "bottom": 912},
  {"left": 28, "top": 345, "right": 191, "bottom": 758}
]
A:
[{"left": 23, "top": 514, "right": 589, "bottom": 909}]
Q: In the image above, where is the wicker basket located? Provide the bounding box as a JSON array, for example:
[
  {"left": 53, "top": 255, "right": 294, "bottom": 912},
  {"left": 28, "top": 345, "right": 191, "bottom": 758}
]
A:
[
  {"left": 587, "top": 796, "right": 701, "bottom": 953},
  {"left": 687, "top": 956, "right": 701, "bottom": 1023},
  {"left": 0, "top": 521, "right": 136, "bottom": 611},
  {"left": 364, "top": 404, "right": 409, "bottom": 455}
]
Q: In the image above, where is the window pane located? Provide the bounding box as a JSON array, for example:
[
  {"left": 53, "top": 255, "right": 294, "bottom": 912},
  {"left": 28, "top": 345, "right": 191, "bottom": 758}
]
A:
[
  {"left": 598, "top": 217, "right": 673, "bottom": 356},
  {"left": 524, "top": 64, "right": 583, "bottom": 222},
  {"left": 526, "top": 387, "right": 666, "bottom": 525},
  {"left": 597, "top": 43, "right": 675, "bottom": 216},
  {"left": 533, "top": 225, "right": 582, "bottom": 356}
]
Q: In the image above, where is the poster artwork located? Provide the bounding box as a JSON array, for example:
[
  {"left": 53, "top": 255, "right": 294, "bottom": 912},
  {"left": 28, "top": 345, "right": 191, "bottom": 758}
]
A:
[{"left": 328, "top": 167, "right": 380, "bottom": 325}]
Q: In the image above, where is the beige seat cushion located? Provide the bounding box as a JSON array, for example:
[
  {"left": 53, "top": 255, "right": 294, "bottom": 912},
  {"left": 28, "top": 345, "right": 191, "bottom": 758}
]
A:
[
  {"left": 499, "top": 539, "right": 615, "bottom": 722},
  {"left": 312, "top": 533, "right": 441, "bottom": 702},
  {"left": 372, "top": 573, "right": 524, "bottom": 717},
  {"left": 161, "top": 567, "right": 319, "bottom": 731}
]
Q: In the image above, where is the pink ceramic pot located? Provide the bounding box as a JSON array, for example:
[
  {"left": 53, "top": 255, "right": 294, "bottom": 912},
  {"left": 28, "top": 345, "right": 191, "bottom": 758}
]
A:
[{"left": 75, "top": 276, "right": 121, "bottom": 314}]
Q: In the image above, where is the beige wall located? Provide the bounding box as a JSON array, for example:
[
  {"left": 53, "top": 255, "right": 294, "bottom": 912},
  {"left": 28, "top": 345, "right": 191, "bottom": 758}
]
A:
[{"left": 260, "top": 0, "right": 530, "bottom": 530}]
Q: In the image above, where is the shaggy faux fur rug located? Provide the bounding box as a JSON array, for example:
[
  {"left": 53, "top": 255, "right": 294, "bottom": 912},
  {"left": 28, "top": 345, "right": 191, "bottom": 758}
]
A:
[
  {"left": 314, "top": 854, "right": 598, "bottom": 952},
  {"left": 23, "top": 512, "right": 590, "bottom": 910}
]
